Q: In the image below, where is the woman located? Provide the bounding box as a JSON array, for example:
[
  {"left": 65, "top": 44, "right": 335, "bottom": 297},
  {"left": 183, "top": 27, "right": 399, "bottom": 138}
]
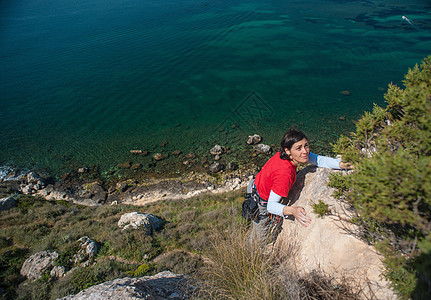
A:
[{"left": 248, "top": 129, "right": 352, "bottom": 241}]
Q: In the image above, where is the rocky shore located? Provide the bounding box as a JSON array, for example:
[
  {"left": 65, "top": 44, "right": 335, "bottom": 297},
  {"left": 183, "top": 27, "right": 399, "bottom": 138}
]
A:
[{"left": 0, "top": 135, "right": 275, "bottom": 207}]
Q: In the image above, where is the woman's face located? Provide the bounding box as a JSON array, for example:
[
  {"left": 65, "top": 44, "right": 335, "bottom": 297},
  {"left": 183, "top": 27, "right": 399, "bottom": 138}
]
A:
[{"left": 285, "top": 138, "right": 310, "bottom": 165}]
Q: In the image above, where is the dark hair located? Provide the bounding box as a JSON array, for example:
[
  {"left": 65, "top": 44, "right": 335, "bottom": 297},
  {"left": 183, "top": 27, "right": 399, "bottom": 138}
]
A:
[{"left": 279, "top": 129, "right": 308, "bottom": 160}]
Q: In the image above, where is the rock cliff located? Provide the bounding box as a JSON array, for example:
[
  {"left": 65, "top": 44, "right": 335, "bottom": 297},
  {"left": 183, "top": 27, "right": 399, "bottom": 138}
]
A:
[{"left": 278, "top": 166, "right": 396, "bottom": 299}]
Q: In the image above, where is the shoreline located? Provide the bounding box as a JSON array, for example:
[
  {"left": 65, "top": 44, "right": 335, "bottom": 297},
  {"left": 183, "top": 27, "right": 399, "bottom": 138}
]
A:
[
  {"left": 1, "top": 133, "right": 336, "bottom": 206},
  {"left": 0, "top": 138, "right": 275, "bottom": 206}
]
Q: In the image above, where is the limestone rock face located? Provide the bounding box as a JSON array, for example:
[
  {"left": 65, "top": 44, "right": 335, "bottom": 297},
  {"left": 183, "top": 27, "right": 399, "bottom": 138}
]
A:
[
  {"left": 118, "top": 212, "right": 164, "bottom": 235},
  {"left": 0, "top": 196, "right": 16, "bottom": 211},
  {"left": 20, "top": 250, "right": 59, "bottom": 280},
  {"left": 58, "top": 271, "right": 191, "bottom": 300},
  {"left": 278, "top": 167, "right": 395, "bottom": 299}
]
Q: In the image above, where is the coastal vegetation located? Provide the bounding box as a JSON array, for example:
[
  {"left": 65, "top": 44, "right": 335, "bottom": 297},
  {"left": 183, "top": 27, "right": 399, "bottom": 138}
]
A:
[
  {"left": 329, "top": 55, "right": 431, "bottom": 299},
  {"left": 1, "top": 192, "right": 357, "bottom": 299}
]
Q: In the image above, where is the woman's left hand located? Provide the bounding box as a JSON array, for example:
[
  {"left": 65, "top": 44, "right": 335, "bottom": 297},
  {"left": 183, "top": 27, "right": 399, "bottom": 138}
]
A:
[{"left": 284, "top": 206, "right": 311, "bottom": 227}]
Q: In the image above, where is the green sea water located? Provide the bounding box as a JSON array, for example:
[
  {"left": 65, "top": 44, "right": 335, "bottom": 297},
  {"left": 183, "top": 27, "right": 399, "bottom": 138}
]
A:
[{"left": 1, "top": 0, "right": 430, "bottom": 175}]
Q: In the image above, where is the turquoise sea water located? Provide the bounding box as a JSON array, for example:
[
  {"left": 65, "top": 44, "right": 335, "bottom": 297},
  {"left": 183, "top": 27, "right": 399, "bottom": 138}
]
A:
[{"left": 1, "top": 0, "right": 431, "bottom": 175}]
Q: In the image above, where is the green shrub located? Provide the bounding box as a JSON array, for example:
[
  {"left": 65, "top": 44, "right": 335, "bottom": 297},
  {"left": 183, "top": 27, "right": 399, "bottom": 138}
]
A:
[
  {"left": 311, "top": 200, "right": 331, "bottom": 218},
  {"left": 130, "top": 263, "right": 153, "bottom": 277},
  {"left": 329, "top": 55, "right": 431, "bottom": 299}
]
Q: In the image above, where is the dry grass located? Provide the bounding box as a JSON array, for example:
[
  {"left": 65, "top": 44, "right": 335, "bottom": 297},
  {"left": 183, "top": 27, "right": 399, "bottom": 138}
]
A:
[{"left": 195, "top": 223, "right": 364, "bottom": 300}]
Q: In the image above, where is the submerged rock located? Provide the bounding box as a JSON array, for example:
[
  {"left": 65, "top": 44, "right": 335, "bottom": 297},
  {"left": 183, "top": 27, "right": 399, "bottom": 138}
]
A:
[
  {"left": 208, "top": 162, "right": 224, "bottom": 173},
  {"left": 117, "top": 161, "right": 132, "bottom": 169},
  {"left": 153, "top": 153, "right": 166, "bottom": 161},
  {"left": 253, "top": 144, "right": 271, "bottom": 154},
  {"left": 210, "top": 145, "right": 224, "bottom": 155},
  {"left": 246, "top": 134, "right": 262, "bottom": 145}
]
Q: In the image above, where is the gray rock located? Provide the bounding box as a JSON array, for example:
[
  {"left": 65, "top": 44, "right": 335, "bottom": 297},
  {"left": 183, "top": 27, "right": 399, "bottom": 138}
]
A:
[
  {"left": 253, "top": 143, "right": 271, "bottom": 154},
  {"left": 0, "top": 196, "right": 17, "bottom": 211},
  {"left": 208, "top": 162, "right": 224, "bottom": 173},
  {"left": 118, "top": 212, "right": 164, "bottom": 235},
  {"left": 210, "top": 144, "right": 224, "bottom": 155},
  {"left": 50, "top": 265, "right": 66, "bottom": 278},
  {"left": 20, "top": 172, "right": 45, "bottom": 194},
  {"left": 58, "top": 271, "right": 192, "bottom": 300},
  {"left": 27, "top": 172, "right": 41, "bottom": 184},
  {"left": 77, "top": 167, "right": 88, "bottom": 173},
  {"left": 20, "top": 250, "right": 59, "bottom": 280},
  {"left": 73, "top": 236, "right": 99, "bottom": 265},
  {"left": 20, "top": 184, "right": 34, "bottom": 194},
  {"left": 246, "top": 134, "right": 262, "bottom": 145}
]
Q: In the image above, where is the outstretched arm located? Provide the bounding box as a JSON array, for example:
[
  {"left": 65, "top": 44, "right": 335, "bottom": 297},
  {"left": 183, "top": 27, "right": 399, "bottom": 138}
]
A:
[{"left": 308, "top": 152, "right": 353, "bottom": 170}]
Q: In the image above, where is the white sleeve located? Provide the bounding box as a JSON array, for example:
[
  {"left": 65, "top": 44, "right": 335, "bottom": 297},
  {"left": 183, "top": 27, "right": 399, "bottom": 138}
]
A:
[
  {"left": 266, "top": 190, "right": 285, "bottom": 217},
  {"left": 308, "top": 152, "right": 341, "bottom": 169}
]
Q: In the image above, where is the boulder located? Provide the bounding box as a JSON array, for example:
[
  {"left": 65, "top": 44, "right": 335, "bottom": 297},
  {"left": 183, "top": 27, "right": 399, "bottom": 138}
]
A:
[
  {"left": 20, "top": 250, "right": 59, "bottom": 280},
  {"left": 246, "top": 134, "right": 262, "bottom": 145},
  {"left": 131, "top": 163, "right": 142, "bottom": 170},
  {"left": 50, "top": 266, "right": 66, "bottom": 278},
  {"left": 208, "top": 162, "right": 224, "bottom": 173},
  {"left": 171, "top": 150, "right": 182, "bottom": 156},
  {"left": 118, "top": 212, "right": 164, "bottom": 235},
  {"left": 20, "top": 172, "right": 46, "bottom": 194},
  {"left": 0, "top": 196, "right": 16, "bottom": 211},
  {"left": 340, "top": 90, "right": 351, "bottom": 96},
  {"left": 277, "top": 167, "right": 395, "bottom": 299},
  {"left": 117, "top": 161, "right": 132, "bottom": 169},
  {"left": 27, "top": 172, "right": 44, "bottom": 185},
  {"left": 78, "top": 167, "right": 88, "bottom": 173},
  {"left": 185, "top": 153, "right": 196, "bottom": 159},
  {"left": 210, "top": 145, "right": 224, "bottom": 155},
  {"left": 73, "top": 236, "right": 99, "bottom": 265},
  {"left": 130, "top": 150, "right": 144, "bottom": 155},
  {"left": 253, "top": 143, "right": 271, "bottom": 154},
  {"left": 153, "top": 153, "right": 166, "bottom": 161},
  {"left": 58, "top": 271, "right": 192, "bottom": 300}
]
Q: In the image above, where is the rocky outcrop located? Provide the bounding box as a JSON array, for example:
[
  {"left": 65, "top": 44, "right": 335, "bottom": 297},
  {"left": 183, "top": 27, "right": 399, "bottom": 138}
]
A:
[
  {"left": 278, "top": 166, "right": 395, "bottom": 299},
  {"left": 72, "top": 236, "right": 99, "bottom": 265},
  {"left": 118, "top": 212, "right": 164, "bottom": 235},
  {"left": 59, "top": 271, "right": 192, "bottom": 300},
  {"left": 20, "top": 171, "right": 46, "bottom": 194},
  {"left": 20, "top": 250, "right": 59, "bottom": 280},
  {"left": 0, "top": 196, "right": 16, "bottom": 211}
]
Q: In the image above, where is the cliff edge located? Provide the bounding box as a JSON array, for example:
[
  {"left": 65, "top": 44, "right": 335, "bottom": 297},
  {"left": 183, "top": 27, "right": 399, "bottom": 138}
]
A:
[{"left": 278, "top": 166, "right": 396, "bottom": 299}]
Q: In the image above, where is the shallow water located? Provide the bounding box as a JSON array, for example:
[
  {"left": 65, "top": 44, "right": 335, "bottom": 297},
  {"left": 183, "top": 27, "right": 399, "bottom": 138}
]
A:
[{"left": 1, "top": 0, "right": 430, "bottom": 175}]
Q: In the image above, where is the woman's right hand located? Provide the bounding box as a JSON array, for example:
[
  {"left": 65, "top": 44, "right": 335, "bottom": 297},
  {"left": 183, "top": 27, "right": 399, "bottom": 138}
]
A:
[{"left": 283, "top": 205, "right": 311, "bottom": 227}]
